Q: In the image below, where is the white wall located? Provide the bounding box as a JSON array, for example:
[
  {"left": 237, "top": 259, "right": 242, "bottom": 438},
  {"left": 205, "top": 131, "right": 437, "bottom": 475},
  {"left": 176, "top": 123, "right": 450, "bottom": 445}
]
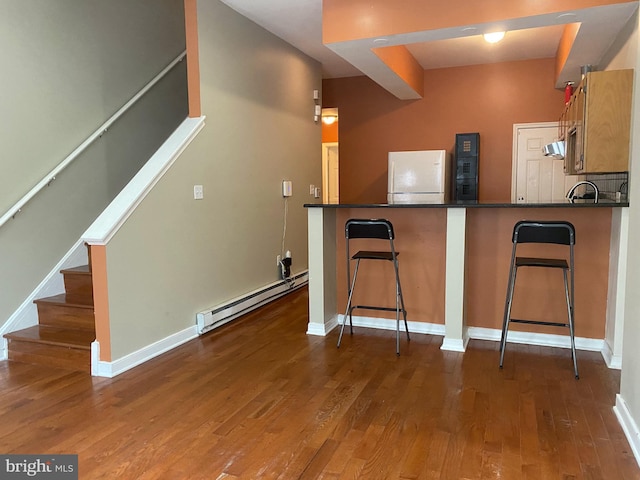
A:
[
  {"left": 599, "top": 8, "right": 640, "bottom": 459},
  {"left": 103, "top": 0, "right": 322, "bottom": 359},
  {"left": 616, "top": 11, "right": 640, "bottom": 448},
  {"left": 602, "top": 10, "right": 638, "bottom": 71},
  {"left": 0, "top": 1, "right": 187, "bottom": 326}
]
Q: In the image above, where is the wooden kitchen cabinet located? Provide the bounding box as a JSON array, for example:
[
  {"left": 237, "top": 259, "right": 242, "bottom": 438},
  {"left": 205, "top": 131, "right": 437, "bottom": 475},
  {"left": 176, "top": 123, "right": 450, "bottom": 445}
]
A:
[{"left": 566, "top": 69, "right": 633, "bottom": 174}]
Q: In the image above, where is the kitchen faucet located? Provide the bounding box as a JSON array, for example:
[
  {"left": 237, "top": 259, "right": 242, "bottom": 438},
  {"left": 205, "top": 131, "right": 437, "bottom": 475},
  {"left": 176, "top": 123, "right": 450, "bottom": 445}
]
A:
[{"left": 566, "top": 180, "right": 599, "bottom": 203}]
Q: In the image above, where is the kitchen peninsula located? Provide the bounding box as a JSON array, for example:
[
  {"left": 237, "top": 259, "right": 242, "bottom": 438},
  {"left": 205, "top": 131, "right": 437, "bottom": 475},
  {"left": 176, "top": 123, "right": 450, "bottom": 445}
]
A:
[{"left": 304, "top": 201, "right": 629, "bottom": 369}]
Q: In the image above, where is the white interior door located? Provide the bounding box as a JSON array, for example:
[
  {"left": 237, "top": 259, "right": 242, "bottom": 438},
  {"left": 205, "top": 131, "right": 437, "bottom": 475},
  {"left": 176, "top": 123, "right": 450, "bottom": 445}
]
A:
[
  {"left": 512, "top": 123, "right": 580, "bottom": 203},
  {"left": 322, "top": 142, "right": 339, "bottom": 203}
]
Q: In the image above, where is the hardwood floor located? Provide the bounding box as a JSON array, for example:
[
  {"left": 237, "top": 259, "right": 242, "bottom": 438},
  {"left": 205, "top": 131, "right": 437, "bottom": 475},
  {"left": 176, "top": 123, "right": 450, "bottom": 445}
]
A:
[{"left": 0, "top": 287, "right": 638, "bottom": 479}]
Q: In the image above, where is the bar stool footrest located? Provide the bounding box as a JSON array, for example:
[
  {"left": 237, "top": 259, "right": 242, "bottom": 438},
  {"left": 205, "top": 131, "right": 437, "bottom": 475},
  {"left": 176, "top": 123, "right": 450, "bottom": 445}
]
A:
[
  {"left": 351, "top": 305, "right": 407, "bottom": 314},
  {"left": 510, "top": 318, "right": 569, "bottom": 328}
]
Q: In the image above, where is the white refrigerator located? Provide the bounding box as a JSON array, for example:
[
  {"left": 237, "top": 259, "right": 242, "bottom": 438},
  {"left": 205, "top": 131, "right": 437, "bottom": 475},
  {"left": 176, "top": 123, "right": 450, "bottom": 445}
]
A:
[{"left": 387, "top": 150, "right": 451, "bottom": 204}]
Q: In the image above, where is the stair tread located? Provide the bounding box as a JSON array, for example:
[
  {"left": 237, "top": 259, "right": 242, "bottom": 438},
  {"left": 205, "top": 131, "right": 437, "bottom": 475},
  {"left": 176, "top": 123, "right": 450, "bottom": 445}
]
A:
[
  {"left": 34, "top": 293, "right": 93, "bottom": 308},
  {"left": 61, "top": 265, "right": 91, "bottom": 275},
  {"left": 4, "top": 326, "right": 94, "bottom": 349}
]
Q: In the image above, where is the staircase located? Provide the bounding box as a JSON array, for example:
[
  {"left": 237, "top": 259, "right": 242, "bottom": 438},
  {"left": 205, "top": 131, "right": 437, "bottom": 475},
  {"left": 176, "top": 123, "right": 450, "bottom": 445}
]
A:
[{"left": 4, "top": 265, "right": 95, "bottom": 372}]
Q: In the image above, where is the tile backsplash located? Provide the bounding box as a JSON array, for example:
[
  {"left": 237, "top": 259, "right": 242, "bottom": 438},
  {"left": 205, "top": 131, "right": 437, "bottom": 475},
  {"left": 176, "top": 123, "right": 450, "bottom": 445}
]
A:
[{"left": 586, "top": 172, "right": 629, "bottom": 201}]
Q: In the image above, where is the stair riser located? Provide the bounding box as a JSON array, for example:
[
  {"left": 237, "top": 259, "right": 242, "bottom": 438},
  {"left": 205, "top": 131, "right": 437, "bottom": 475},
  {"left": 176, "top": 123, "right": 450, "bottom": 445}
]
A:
[
  {"left": 36, "top": 304, "right": 95, "bottom": 331},
  {"left": 5, "top": 262, "right": 95, "bottom": 373},
  {"left": 7, "top": 340, "right": 91, "bottom": 373},
  {"left": 63, "top": 274, "right": 93, "bottom": 302}
]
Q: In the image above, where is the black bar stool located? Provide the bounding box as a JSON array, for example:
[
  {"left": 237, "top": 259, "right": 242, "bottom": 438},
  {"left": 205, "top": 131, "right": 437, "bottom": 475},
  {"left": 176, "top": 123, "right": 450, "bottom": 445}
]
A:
[
  {"left": 337, "top": 219, "right": 409, "bottom": 355},
  {"left": 499, "top": 220, "right": 578, "bottom": 378}
]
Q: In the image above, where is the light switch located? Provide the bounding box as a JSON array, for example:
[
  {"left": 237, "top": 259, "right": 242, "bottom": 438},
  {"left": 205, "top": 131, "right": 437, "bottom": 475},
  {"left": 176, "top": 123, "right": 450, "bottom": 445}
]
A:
[{"left": 193, "top": 185, "right": 204, "bottom": 200}]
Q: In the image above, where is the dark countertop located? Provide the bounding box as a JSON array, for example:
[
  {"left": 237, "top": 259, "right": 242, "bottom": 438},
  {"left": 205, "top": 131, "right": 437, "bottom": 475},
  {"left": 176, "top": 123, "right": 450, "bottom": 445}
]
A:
[{"left": 304, "top": 200, "right": 629, "bottom": 209}]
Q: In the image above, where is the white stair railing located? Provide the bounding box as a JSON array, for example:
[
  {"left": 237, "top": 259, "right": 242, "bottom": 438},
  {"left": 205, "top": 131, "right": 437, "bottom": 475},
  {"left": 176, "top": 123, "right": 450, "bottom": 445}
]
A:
[{"left": 0, "top": 50, "right": 187, "bottom": 230}]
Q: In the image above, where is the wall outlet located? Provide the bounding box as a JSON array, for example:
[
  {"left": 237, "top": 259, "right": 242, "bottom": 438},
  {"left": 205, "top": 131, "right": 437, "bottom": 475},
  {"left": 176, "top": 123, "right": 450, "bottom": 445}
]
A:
[
  {"left": 309, "top": 184, "right": 315, "bottom": 195},
  {"left": 281, "top": 254, "right": 292, "bottom": 278},
  {"left": 193, "top": 185, "right": 204, "bottom": 200},
  {"left": 276, "top": 254, "right": 281, "bottom": 266}
]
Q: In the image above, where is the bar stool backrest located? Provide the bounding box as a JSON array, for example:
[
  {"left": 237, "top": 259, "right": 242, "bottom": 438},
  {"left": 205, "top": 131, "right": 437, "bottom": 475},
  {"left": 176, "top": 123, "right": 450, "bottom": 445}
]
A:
[
  {"left": 345, "top": 219, "right": 395, "bottom": 240},
  {"left": 513, "top": 220, "right": 575, "bottom": 245}
]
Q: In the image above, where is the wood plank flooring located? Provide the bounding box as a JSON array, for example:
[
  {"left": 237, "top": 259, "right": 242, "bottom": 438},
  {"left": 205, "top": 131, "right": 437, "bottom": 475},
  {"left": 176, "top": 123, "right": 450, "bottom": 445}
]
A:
[{"left": 0, "top": 287, "right": 638, "bottom": 479}]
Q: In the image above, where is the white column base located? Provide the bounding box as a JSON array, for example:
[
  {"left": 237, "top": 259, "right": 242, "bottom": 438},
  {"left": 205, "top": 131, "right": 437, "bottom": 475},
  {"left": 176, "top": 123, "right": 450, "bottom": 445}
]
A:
[{"left": 441, "top": 333, "right": 469, "bottom": 352}]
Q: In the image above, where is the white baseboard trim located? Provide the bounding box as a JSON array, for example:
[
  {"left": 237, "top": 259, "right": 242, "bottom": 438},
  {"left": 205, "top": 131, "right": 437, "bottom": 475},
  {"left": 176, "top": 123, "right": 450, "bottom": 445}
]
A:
[
  {"left": 0, "top": 239, "right": 88, "bottom": 360},
  {"left": 330, "top": 317, "right": 607, "bottom": 355},
  {"left": 468, "top": 326, "right": 605, "bottom": 352},
  {"left": 601, "top": 339, "right": 623, "bottom": 370},
  {"left": 307, "top": 315, "right": 339, "bottom": 336},
  {"left": 336, "top": 314, "right": 446, "bottom": 337},
  {"left": 337, "top": 315, "right": 475, "bottom": 351},
  {"left": 91, "top": 326, "right": 198, "bottom": 378},
  {"left": 613, "top": 394, "right": 640, "bottom": 468}
]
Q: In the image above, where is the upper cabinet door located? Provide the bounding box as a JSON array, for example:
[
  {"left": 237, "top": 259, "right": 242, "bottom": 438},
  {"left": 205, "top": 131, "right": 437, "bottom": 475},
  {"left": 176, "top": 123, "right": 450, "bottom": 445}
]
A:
[{"left": 579, "top": 69, "right": 633, "bottom": 174}]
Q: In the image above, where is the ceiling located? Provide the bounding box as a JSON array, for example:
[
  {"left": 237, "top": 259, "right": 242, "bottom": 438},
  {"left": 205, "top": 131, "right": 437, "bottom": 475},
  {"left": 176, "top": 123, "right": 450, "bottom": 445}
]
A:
[
  {"left": 219, "top": 0, "right": 637, "bottom": 97},
  {"left": 219, "top": 0, "right": 359, "bottom": 78}
]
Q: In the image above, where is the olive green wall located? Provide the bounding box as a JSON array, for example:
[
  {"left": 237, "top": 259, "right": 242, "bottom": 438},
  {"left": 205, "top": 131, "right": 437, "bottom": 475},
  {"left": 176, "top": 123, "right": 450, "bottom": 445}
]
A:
[
  {"left": 104, "top": 0, "right": 322, "bottom": 359},
  {"left": 0, "top": 0, "right": 188, "bottom": 326}
]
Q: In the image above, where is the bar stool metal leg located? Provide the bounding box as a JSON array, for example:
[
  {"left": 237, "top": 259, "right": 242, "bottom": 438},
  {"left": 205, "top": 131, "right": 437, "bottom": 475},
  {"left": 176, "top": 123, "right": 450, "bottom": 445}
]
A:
[
  {"left": 564, "top": 268, "right": 579, "bottom": 379},
  {"left": 393, "top": 262, "right": 408, "bottom": 355},
  {"left": 500, "top": 250, "right": 518, "bottom": 368},
  {"left": 393, "top": 258, "right": 410, "bottom": 343},
  {"left": 395, "top": 273, "right": 400, "bottom": 355},
  {"left": 338, "top": 259, "right": 360, "bottom": 348}
]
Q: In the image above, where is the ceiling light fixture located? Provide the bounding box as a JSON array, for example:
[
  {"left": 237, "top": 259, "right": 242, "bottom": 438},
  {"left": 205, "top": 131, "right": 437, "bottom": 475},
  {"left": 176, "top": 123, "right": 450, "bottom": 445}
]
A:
[
  {"left": 322, "top": 115, "right": 338, "bottom": 125},
  {"left": 483, "top": 31, "right": 506, "bottom": 43}
]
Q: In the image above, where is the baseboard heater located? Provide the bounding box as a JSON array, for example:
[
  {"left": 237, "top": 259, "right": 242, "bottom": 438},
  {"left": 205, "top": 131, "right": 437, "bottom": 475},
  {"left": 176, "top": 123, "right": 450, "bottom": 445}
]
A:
[{"left": 196, "top": 270, "right": 308, "bottom": 334}]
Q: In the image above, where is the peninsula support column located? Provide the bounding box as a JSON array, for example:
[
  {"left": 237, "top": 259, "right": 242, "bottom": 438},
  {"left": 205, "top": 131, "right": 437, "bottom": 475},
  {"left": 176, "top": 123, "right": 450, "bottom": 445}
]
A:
[
  {"left": 307, "top": 208, "right": 338, "bottom": 335},
  {"left": 605, "top": 207, "right": 629, "bottom": 368},
  {"left": 442, "top": 208, "right": 469, "bottom": 351}
]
